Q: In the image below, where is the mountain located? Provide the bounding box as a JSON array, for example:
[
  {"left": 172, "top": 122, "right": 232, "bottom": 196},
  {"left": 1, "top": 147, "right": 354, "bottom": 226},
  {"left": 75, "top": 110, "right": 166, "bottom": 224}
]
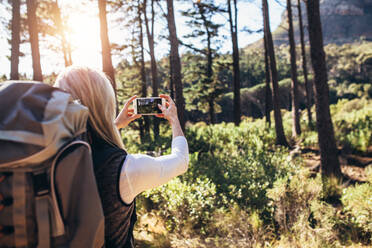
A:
[{"left": 273, "top": 0, "right": 372, "bottom": 45}]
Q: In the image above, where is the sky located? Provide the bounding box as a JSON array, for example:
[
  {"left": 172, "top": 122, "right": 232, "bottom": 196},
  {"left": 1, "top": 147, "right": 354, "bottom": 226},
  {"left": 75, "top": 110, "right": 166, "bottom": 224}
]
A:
[{"left": 0, "top": 0, "right": 285, "bottom": 78}]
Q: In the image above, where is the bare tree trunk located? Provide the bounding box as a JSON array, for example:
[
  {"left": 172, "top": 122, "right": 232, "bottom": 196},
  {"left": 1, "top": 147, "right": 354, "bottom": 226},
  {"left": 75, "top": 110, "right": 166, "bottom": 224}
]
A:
[
  {"left": 227, "top": 0, "right": 241, "bottom": 126},
  {"left": 263, "top": 35, "right": 272, "bottom": 127},
  {"left": 287, "top": 0, "right": 301, "bottom": 137},
  {"left": 98, "top": 0, "right": 117, "bottom": 113},
  {"left": 306, "top": 0, "right": 341, "bottom": 177},
  {"left": 166, "top": 0, "right": 186, "bottom": 131},
  {"left": 297, "top": 0, "right": 312, "bottom": 125},
  {"left": 144, "top": 0, "right": 159, "bottom": 138},
  {"left": 26, "top": 0, "right": 43, "bottom": 81},
  {"left": 53, "top": 1, "right": 71, "bottom": 67},
  {"left": 11, "top": 0, "right": 20, "bottom": 80},
  {"left": 138, "top": 1, "right": 150, "bottom": 141},
  {"left": 263, "top": 0, "right": 288, "bottom": 147}
]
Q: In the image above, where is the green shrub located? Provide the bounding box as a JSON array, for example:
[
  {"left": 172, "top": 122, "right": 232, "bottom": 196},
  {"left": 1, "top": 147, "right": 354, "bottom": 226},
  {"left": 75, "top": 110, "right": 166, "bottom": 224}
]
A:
[
  {"left": 341, "top": 181, "right": 372, "bottom": 240},
  {"left": 184, "top": 119, "right": 297, "bottom": 213},
  {"left": 332, "top": 99, "right": 372, "bottom": 152},
  {"left": 142, "top": 177, "right": 224, "bottom": 235}
]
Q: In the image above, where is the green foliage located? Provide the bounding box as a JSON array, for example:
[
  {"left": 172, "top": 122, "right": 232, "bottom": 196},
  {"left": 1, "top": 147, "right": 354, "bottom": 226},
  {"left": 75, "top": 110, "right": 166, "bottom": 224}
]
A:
[
  {"left": 341, "top": 180, "right": 372, "bottom": 238},
  {"left": 184, "top": 119, "right": 297, "bottom": 213},
  {"left": 331, "top": 98, "right": 372, "bottom": 153},
  {"left": 142, "top": 177, "right": 223, "bottom": 235},
  {"left": 295, "top": 98, "right": 372, "bottom": 152}
]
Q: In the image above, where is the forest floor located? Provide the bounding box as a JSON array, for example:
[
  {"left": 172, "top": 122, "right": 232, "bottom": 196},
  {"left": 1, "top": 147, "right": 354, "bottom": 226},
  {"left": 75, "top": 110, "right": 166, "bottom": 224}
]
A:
[
  {"left": 301, "top": 145, "right": 372, "bottom": 183},
  {"left": 134, "top": 145, "right": 372, "bottom": 248}
]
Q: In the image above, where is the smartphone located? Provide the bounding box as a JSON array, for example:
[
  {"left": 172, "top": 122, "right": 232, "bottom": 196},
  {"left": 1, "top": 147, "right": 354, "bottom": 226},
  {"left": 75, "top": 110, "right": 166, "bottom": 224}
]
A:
[{"left": 133, "top": 97, "right": 166, "bottom": 115}]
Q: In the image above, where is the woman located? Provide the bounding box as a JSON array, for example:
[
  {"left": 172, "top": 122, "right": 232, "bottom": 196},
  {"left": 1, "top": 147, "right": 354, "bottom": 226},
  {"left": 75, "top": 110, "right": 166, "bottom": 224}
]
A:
[{"left": 54, "top": 66, "right": 189, "bottom": 247}]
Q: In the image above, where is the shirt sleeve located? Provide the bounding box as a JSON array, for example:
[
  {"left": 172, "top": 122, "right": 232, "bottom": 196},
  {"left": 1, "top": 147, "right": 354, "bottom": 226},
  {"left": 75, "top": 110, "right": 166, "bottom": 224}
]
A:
[{"left": 119, "top": 136, "right": 189, "bottom": 204}]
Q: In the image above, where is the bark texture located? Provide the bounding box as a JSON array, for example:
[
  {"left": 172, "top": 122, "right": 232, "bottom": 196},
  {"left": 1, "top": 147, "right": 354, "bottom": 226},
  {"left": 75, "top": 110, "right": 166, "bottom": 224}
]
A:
[
  {"left": 26, "top": 0, "right": 43, "bottom": 81},
  {"left": 297, "top": 0, "right": 313, "bottom": 125},
  {"left": 262, "top": 0, "right": 288, "bottom": 147},
  {"left": 306, "top": 0, "right": 341, "bottom": 177},
  {"left": 11, "top": 0, "right": 20, "bottom": 80},
  {"left": 287, "top": 0, "right": 301, "bottom": 137},
  {"left": 227, "top": 0, "right": 241, "bottom": 126},
  {"left": 166, "top": 0, "right": 186, "bottom": 131},
  {"left": 263, "top": 35, "right": 272, "bottom": 127},
  {"left": 98, "top": 0, "right": 117, "bottom": 113},
  {"left": 144, "top": 0, "right": 159, "bottom": 137}
]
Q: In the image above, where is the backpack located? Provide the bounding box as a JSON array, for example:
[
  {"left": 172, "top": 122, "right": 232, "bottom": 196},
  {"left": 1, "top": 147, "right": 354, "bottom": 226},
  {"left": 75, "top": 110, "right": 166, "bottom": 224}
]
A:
[{"left": 0, "top": 81, "right": 104, "bottom": 248}]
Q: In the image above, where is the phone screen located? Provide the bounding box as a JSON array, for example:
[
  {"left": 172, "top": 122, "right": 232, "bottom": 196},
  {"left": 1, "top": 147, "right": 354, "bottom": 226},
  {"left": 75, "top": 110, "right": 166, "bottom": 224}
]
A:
[{"left": 136, "top": 98, "right": 162, "bottom": 114}]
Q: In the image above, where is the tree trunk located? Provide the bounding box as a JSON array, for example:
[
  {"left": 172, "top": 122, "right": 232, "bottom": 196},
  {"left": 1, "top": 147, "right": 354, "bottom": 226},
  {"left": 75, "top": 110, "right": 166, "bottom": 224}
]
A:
[
  {"left": 208, "top": 98, "right": 215, "bottom": 124},
  {"left": 297, "top": 0, "right": 312, "bottom": 125},
  {"left": 10, "top": 0, "right": 20, "bottom": 80},
  {"left": 306, "top": 0, "right": 341, "bottom": 177},
  {"left": 227, "top": 0, "right": 241, "bottom": 126},
  {"left": 26, "top": 0, "right": 43, "bottom": 81},
  {"left": 262, "top": 0, "right": 288, "bottom": 147},
  {"left": 53, "top": 1, "right": 71, "bottom": 67},
  {"left": 166, "top": 0, "right": 186, "bottom": 131},
  {"left": 98, "top": 0, "right": 117, "bottom": 113},
  {"left": 169, "top": 53, "right": 174, "bottom": 99},
  {"left": 287, "top": 0, "right": 301, "bottom": 137},
  {"left": 144, "top": 0, "right": 159, "bottom": 138},
  {"left": 198, "top": 3, "right": 215, "bottom": 124},
  {"left": 138, "top": 1, "right": 150, "bottom": 141},
  {"left": 263, "top": 34, "right": 272, "bottom": 127}
]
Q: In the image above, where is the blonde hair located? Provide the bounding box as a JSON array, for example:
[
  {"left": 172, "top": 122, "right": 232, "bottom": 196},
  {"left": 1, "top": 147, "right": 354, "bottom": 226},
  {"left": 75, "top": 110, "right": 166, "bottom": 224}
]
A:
[{"left": 55, "top": 66, "right": 124, "bottom": 149}]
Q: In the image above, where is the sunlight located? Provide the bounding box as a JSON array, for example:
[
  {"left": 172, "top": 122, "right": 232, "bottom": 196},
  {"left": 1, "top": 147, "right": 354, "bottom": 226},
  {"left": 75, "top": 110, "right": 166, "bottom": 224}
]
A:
[{"left": 65, "top": 12, "right": 101, "bottom": 68}]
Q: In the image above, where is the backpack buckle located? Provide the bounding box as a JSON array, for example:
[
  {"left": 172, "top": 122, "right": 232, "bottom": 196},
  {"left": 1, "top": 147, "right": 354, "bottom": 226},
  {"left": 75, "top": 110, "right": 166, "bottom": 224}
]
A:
[{"left": 33, "top": 172, "right": 49, "bottom": 196}]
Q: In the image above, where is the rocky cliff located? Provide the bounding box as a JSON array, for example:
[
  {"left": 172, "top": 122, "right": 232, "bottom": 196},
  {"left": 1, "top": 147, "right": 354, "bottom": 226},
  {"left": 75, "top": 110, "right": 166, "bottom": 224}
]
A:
[{"left": 273, "top": 0, "right": 372, "bottom": 45}]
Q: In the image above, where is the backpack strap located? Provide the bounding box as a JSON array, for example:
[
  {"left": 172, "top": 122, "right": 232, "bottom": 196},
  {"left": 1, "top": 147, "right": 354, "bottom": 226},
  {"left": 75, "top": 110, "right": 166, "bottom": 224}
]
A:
[
  {"left": 35, "top": 195, "right": 50, "bottom": 248},
  {"left": 12, "top": 172, "right": 27, "bottom": 248}
]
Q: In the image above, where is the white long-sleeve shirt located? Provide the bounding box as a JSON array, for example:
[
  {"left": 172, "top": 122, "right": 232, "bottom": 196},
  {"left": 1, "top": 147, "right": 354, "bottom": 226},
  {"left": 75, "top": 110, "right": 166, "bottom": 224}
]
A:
[{"left": 119, "top": 136, "right": 189, "bottom": 204}]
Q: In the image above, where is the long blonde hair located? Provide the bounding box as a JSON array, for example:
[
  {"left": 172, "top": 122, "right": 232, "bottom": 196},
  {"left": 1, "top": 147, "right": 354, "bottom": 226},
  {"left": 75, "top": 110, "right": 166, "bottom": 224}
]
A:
[{"left": 55, "top": 66, "right": 124, "bottom": 149}]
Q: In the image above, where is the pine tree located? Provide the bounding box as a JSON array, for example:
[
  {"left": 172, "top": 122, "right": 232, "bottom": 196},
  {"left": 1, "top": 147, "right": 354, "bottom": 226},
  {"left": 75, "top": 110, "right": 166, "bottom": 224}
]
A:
[
  {"left": 227, "top": 0, "right": 241, "bottom": 126},
  {"left": 10, "top": 0, "right": 21, "bottom": 80},
  {"left": 98, "top": 0, "right": 117, "bottom": 112},
  {"left": 166, "top": 0, "right": 186, "bottom": 131},
  {"left": 143, "top": 0, "right": 159, "bottom": 137},
  {"left": 26, "top": 0, "right": 43, "bottom": 81},
  {"left": 181, "top": 0, "right": 222, "bottom": 124},
  {"left": 287, "top": 0, "right": 301, "bottom": 137},
  {"left": 262, "top": 0, "right": 288, "bottom": 146},
  {"left": 305, "top": 0, "right": 341, "bottom": 177},
  {"left": 297, "top": 0, "right": 312, "bottom": 125}
]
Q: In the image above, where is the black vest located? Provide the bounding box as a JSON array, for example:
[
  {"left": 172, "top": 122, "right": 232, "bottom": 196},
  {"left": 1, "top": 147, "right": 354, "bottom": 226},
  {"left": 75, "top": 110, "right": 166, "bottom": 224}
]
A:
[{"left": 89, "top": 130, "right": 137, "bottom": 248}]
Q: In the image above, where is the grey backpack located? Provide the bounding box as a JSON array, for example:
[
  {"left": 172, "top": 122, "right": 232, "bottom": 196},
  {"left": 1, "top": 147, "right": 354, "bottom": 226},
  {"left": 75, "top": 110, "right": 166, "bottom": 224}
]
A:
[{"left": 0, "top": 81, "right": 104, "bottom": 248}]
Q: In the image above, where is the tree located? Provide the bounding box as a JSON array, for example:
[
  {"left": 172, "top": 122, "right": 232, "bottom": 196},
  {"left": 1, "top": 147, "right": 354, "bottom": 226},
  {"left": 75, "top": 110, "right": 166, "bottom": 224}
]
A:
[
  {"left": 137, "top": 0, "right": 150, "bottom": 140},
  {"left": 263, "top": 34, "right": 272, "bottom": 126},
  {"left": 227, "top": 0, "right": 241, "bottom": 126},
  {"left": 305, "top": 0, "right": 341, "bottom": 177},
  {"left": 297, "top": 0, "right": 312, "bottom": 125},
  {"left": 143, "top": 0, "right": 159, "bottom": 137},
  {"left": 181, "top": 0, "right": 222, "bottom": 124},
  {"left": 286, "top": 0, "right": 301, "bottom": 137},
  {"left": 166, "top": 0, "right": 186, "bottom": 131},
  {"left": 26, "top": 0, "right": 43, "bottom": 81},
  {"left": 52, "top": 0, "right": 72, "bottom": 67},
  {"left": 10, "top": 0, "right": 21, "bottom": 80},
  {"left": 98, "top": 0, "right": 117, "bottom": 112},
  {"left": 262, "top": 0, "right": 288, "bottom": 146}
]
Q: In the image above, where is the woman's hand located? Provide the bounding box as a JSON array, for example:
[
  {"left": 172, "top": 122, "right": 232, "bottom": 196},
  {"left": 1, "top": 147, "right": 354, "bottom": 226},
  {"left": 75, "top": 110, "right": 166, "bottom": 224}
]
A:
[
  {"left": 157, "top": 94, "right": 184, "bottom": 137},
  {"left": 156, "top": 95, "right": 179, "bottom": 123},
  {"left": 115, "top": 95, "right": 141, "bottom": 129}
]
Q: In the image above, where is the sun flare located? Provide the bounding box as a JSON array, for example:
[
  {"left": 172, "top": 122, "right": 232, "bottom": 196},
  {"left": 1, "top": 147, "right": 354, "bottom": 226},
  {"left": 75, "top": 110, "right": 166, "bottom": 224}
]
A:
[{"left": 65, "top": 13, "right": 102, "bottom": 68}]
